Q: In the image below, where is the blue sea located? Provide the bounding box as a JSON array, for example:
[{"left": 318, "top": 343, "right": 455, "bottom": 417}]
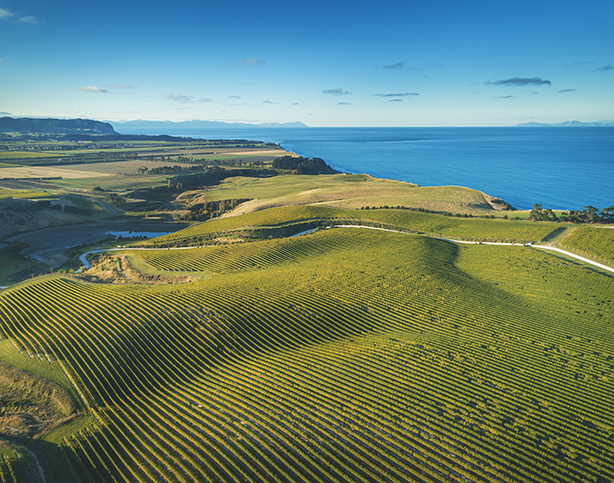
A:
[{"left": 118, "top": 126, "right": 614, "bottom": 211}]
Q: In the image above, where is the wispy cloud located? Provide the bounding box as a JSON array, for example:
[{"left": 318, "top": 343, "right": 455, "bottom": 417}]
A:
[
  {"left": 495, "top": 95, "right": 515, "bottom": 99},
  {"left": 383, "top": 61, "right": 405, "bottom": 69},
  {"left": 113, "top": 83, "right": 136, "bottom": 89},
  {"left": 485, "top": 77, "right": 551, "bottom": 86},
  {"left": 573, "top": 60, "right": 597, "bottom": 65},
  {"left": 74, "top": 86, "right": 109, "bottom": 93},
  {"left": 322, "top": 87, "right": 351, "bottom": 96},
  {"left": 291, "top": 102, "right": 300, "bottom": 105},
  {"left": 228, "top": 95, "right": 241, "bottom": 99},
  {"left": 167, "top": 94, "right": 213, "bottom": 103},
  {"left": 596, "top": 65, "right": 613, "bottom": 72},
  {"left": 0, "top": 7, "right": 39, "bottom": 24},
  {"left": 558, "top": 88, "right": 576, "bottom": 93},
  {"left": 337, "top": 102, "right": 353, "bottom": 105},
  {"left": 389, "top": 99, "right": 403, "bottom": 102},
  {"left": 16, "top": 15, "right": 37, "bottom": 24},
  {"left": 372, "top": 93, "right": 419, "bottom": 97},
  {"left": 237, "top": 57, "right": 266, "bottom": 65},
  {"left": 262, "top": 100, "right": 279, "bottom": 104}
]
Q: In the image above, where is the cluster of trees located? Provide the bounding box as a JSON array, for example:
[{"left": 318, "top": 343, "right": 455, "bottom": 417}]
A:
[
  {"left": 181, "top": 198, "right": 250, "bottom": 221},
  {"left": 530, "top": 204, "right": 614, "bottom": 223},
  {"left": 104, "top": 193, "right": 126, "bottom": 206},
  {"left": 272, "top": 156, "right": 338, "bottom": 175},
  {"left": 33, "top": 200, "right": 93, "bottom": 215},
  {"left": 167, "top": 167, "right": 276, "bottom": 191},
  {"left": 135, "top": 164, "right": 205, "bottom": 175}
]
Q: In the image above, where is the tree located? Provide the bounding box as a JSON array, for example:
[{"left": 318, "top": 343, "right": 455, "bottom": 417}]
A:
[{"left": 582, "top": 205, "right": 600, "bottom": 223}]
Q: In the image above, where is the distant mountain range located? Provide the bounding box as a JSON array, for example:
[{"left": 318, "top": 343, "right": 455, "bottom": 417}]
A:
[
  {"left": 110, "top": 119, "right": 308, "bottom": 133},
  {"left": 0, "top": 117, "right": 117, "bottom": 134},
  {"left": 516, "top": 120, "right": 614, "bottom": 127}
]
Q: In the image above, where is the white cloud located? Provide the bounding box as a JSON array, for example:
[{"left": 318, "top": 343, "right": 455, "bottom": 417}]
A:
[
  {"left": 74, "top": 86, "right": 109, "bottom": 93},
  {"left": 113, "top": 83, "right": 136, "bottom": 89},
  {"left": 237, "top": 57, "right": 266, "bottom": 65},
  {"left": 0, "top": 8, "right": 39, "bottom": 24},
  {"left": 167, "top": 94, "right": 213, "bottom": 103},
  {"left": 16, "top": 15, "right": 38, "bottom": 24},
  {"left": 322, "top": 87, "right": 351, "bottom": 96}
]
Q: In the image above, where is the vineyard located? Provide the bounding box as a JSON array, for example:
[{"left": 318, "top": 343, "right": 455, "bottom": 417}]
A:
[
  {"left": 0, "top": 224, "right": 612, "bottom": 482},
  {"left": 142, "top": 205, "right": 560, "bottom": 248},
  {"left": 561, "top": 226, "right": 614, "bottom": 262}
]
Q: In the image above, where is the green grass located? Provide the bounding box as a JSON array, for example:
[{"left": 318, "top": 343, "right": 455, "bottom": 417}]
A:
[
  {"left": 0, "top": 151, "right": 67, "bottom": 159},
  {"left": 0, "top": 340, "right": 72, "bottom": 391},
  {"left": 0, "top": 189, "right": 55, "bottom": 200},
  {"left": 560, "top": 226, "right": 614, "bottom": 262},
  {"left": 51, "top": 175, "right": 170, "bottom": 191},
  {"left": 199, "top": 173, "right": 500, "bottom": 215},
  {"left": 144, "top": 204, "right": 561, "bottom": 247},
  {"left": 62, "top": 193, "right": 105, "bottom": 212}
]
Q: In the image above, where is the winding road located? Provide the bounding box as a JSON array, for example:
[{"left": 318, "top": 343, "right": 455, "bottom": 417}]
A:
[{"left": 79, "top": 224, "right": 614, "bottom": 275}]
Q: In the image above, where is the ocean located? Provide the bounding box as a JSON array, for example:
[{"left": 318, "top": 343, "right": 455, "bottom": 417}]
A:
[{"left": 116, "top": 126, "right": 614, "bottom": 211}]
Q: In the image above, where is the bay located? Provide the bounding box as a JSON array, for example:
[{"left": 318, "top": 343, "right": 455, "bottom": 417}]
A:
[{"left": 118, "top": 126, "right": 614, "bottom": 211}]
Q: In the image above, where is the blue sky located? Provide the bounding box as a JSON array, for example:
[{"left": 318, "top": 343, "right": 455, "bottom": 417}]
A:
[{"left": 1, "top": 0, "right": 613, "bottom": 126}]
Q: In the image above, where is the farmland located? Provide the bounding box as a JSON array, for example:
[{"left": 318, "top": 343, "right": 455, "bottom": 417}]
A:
[
  {"left": 1, "top": 221, "right": 613, "bottom": 481},
  {"left": 561, "top": 226, "right": 614, "bottom": 262},
  {"left": 0, "top": 134, "right": 613, "bottom": 482}
]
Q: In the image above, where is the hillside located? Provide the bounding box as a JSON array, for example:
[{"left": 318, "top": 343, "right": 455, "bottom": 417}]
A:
[
  {"left": 0, "top": 117, "right": 117, "bottom": 135},
  {"left": 0, "top": 205, "right": 612, "bottom": 482}
]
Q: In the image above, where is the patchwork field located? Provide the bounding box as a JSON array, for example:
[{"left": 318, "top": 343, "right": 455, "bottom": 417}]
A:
[{"left": 0, "top": 135, "right": 612, "bottom": 483}]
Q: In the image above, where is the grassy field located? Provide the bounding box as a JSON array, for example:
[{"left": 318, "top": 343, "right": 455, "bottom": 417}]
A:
[
  {"left": 0, "top": 223, "right": 612, "bottom": 482},
  {"left": 0, "top": 165, "right": 113, "bottom": 180},
  {"left": 0, "top": 151, "right": 67, "bottom": 160},
  {"left": 196, "top": 173, "right": 504, "bottom": 215},
  {"left": 0, "top": 189, "right": 55, "bottom": 200}
]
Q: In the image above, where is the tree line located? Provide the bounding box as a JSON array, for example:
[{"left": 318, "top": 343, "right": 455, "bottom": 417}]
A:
[{"left": 530, "top": 204, "right": 614, "bottom": 223}]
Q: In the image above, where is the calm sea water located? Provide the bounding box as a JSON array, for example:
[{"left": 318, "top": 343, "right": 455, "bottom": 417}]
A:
[{"left": 118, "top": 126, "right": 614, "bottom": 211}]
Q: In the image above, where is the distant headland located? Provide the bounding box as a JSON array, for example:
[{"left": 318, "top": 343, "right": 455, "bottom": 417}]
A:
[
  {"left": 515, "top": 120, "right": 614, "bottom": 127},
  {"left": 0, "top": 116, "right": 117, "bottom": 134},
  {"left": 111, "top": 119, "right": 308, "bottom": 132}
]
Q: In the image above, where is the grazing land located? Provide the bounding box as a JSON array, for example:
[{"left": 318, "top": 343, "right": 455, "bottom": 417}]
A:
[{"left": 0, "top": 132, "right": 612, "bottom": 482}]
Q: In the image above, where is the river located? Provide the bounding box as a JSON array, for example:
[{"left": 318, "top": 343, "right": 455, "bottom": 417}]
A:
[{"left": 6, "top": 221, "right": 188, "bottom": 268}]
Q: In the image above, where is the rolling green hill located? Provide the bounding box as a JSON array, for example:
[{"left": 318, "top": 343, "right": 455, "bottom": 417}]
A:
[{"left": 0, "top": 224, "right": 612, "bottom": 482}]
